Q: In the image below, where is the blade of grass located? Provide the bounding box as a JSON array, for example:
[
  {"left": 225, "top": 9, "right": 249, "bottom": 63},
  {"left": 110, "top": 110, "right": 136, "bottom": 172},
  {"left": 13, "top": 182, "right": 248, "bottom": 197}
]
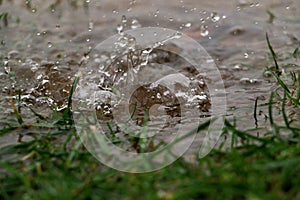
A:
[
  {"left": 268, "top": 91, "right": 274, "bottom": 126},
  {"left": 282, "top": 91, "right": 290, "bottom": 129},
  {"left": 0, "top": 126, "right": 18, "bottom": 136},
  {"left": 68, "top": 76, "right": 80, "bottom": 109},
  {"left": 292, "top": 42, "right": 299, "bottom": 58},
  {"left": 29, "top": 107, "right": 46, "bottom": 121},
  {"left": 254, "top": 97, "right": 258, "bottom": 128},
  {"left": 266, "top": 33, "right": 280, "bottom": 75},
  {"left": 9, "top": 100, "right": 23, "bottom": 125}
]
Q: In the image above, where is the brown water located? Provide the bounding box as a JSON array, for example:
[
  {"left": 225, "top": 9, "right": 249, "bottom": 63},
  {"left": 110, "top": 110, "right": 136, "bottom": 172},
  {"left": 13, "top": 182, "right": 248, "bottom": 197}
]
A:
[{"left": 0, "top": 0, "right": 299, "bottom": 156}]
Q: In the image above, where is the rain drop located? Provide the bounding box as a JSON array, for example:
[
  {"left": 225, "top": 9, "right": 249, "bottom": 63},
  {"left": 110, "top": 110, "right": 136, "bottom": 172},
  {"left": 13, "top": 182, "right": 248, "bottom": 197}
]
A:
[
  {"left": 210, "top": 12, "right": 220, "bottom": 22},
  {"left": 131, "top": 19, "right": 141, "bottom": 29},
  {"left": 88, "top": 22, "right": 93, "bottom": 31},
  {"left": 154, "top": 9, "right": 159, "bottom": 17},
  {"left": 200, "top": 25, "right": 209, "bottom": 37},
  {"left": 122, "top": 15, "right": 127, "bottom": 24},
  {"left": 185, "top": 22, "right": 192, "bottom": 28},
  {"left": 116, "top": 24, "right": 123, "bottom": 34},
  {"left": 47, "top": 42, "right": 53, "bottom": 48}
]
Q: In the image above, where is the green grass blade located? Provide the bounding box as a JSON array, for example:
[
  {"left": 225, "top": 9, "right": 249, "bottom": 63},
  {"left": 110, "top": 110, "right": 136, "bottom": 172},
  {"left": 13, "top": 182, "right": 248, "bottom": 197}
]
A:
[
  {"left": 9, "top": 100, "right": 23, "bottom": 125},
  {"left": 68, "top": 76, "right": 80, "bottom": 109},
  {"left": 266, "top": 33, "right": 280, "bottom": 75}
]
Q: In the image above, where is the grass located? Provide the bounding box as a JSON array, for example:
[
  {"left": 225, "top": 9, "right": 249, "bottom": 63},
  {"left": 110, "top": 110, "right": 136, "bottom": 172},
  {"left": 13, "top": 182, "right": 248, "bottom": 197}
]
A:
[{"left": 0, "top": 36, "right": 300, "bottom": 200}]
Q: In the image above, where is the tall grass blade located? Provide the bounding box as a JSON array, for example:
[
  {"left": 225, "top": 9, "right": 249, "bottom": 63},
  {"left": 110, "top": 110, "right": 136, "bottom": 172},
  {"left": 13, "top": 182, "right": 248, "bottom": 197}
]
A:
[
  {"left": 266, "top": 33, "right": 280, "bottom": 75},
  {"left": 9, "top": 100, "right": 23, "bottom": 125}
]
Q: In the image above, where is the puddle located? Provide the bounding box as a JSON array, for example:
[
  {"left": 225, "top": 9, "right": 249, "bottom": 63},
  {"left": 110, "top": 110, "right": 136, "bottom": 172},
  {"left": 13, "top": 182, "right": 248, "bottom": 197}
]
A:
[{"left": 0, "top": 0, "right": 299, "bottom": 158}]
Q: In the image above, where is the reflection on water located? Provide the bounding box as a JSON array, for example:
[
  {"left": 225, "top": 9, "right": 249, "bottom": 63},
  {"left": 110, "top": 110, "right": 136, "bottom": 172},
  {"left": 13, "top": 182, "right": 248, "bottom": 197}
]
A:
[{"left": 0, "top": 0, "right": 299, "bottom": 153}]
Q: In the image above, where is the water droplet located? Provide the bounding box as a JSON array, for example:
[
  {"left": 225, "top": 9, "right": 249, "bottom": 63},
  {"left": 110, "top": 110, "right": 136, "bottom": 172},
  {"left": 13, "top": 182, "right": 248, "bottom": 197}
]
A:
[
  {"left": 36, "top": 74, "right": 43, "bottom": 80},
  {"left": 200, "top": 25, "right": 209, "bottom": 37},
  {"left": 86, "top": 0, "right": 90, "bottom": 3},
  {"left": 131, "top": 19, "right": 141, "bottom": 29},
  {"left": 122, "top": 15, "right": 127, "bottom": 24},
  {"left": 154, "top": 9, "right": 159, "bottom": 17},
  {"left": 185, "top": 22, "right": 192, "bottom": 28},
  {"left": 88, "top": 22, "right": 93, "bottom": 31},
  {"left": 239, "top": 78, "right": 258, "bottom": 85},
  {"left": 47, "top": 42, "right": 53, "bottom": 48},
  {"left": 244, "top": 52, "right": 249, "bottom": 58},
  {"left": 169, "top": 17, "right": 174, "bottom": 22},
  {"left": 31, "top": 8, "right": 37, "bottom": 13},
  {"left": 163, "top": 91, "right": 170, "bottom": 96},
  {"left": 56, "top": 24, "right": 60, "bottom": 29},
  {"left": 116, "top": 24, "right": 123, "bottom": 34},
  {"left": 156, "top": 93, "right": 161, "bottom": 99},
  {"left": 112, "top": 9, "right": 118, "bottom": 14},
  {"left": 210, "top": 12, "right": 220, "bottom": 22}
]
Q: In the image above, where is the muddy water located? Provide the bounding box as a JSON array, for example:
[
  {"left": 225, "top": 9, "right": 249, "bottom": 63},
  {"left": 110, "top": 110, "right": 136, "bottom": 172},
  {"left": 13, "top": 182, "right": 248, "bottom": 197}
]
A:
[{"left": 0, "top": 0, "right": 299, "bottom": 156}]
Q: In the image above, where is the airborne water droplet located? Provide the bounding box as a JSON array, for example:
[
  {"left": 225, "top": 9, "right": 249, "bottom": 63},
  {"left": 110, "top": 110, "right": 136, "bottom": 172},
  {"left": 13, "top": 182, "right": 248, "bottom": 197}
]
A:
[
  {"left": 154, "top": 9, "right": 159, "bottom": 17},
  {"left": 185, "top": 22, "right": 192, "bottom": 28},
  {"left": 122, "top": 15, "right": 127, "bottom": 24},
  {"left": 210, "top": 12, "right": 220, "bottom": 22},
  {"left": 117, "top": 24, "right": 123, "bottom": 34},
  {"left": 88, "top": 22, "right": 93, "bottom": 31},
  {"left": 47, "top": 42, "right": 53, "bottom": 48},
  {"left": 131, "top": 19, "right": 141, "bottom": 29},
  {"left": 200, "top": 25, "right": 209, "bottom": 37}
]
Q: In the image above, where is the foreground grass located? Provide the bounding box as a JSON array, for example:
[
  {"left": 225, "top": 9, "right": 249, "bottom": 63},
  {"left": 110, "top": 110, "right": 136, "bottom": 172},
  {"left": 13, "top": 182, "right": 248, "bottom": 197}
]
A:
[{"left": 0, "top": 38, "right": 300, "bottom": 200}]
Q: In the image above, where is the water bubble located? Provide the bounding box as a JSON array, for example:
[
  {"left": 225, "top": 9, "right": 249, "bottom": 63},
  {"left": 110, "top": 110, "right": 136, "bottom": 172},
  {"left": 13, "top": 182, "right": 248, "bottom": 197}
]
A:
[
  {"left": 86, "top": 0, "right": 90, "bottom": 3},
  {"left": 56, "top": 24, "right": 60, "bottom": 29},
  {"left": 47, "top": 42, "right": 53, "bottom": 48},
  {"left": 31, "top": 8, "right": 37, "bottom": 13},
  {"left": 239, "top": 78, "right": 258, "bottom": 85},
  {"left": 112, "top": 9, "right": 118, "bottom": 14},
  {"left": 210, "top": 12, "right": 220, "bottom": 22},
  {"left": 169, "top": 17, "right": 174, "bottom": 21},
  {"left": 8, "top": 50, "right": 19, "bottom": 59},
  {"left": 244, "top": 52, "right": 249, "bottom": 58},
  {"left": 131, "top": 19, "right": 141, "bottom": 29},
  {"left": 200, "top": 25, "right": 209, "bottom": 37}
]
